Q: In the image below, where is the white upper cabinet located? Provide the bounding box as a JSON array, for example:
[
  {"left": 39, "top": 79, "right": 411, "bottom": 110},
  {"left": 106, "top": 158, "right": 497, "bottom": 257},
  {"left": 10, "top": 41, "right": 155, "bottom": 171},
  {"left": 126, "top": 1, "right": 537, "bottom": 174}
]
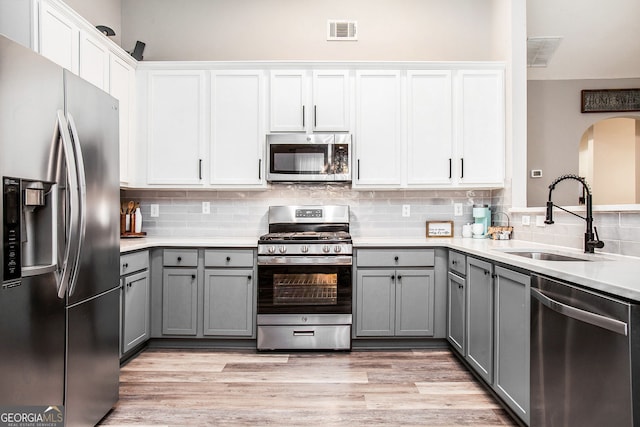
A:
[
  {"left": 312, "top": 70, "right": 349, "bottom": 131},
  {"left": 269, "top": 69, "right": 350, "bottom": 132},
  {"left": 406, "top": 70, "right": 453, "bottom": 186},
  {"left": 109, "top": 54, "right": 135, "bottom": 185},
  {"left": 146, "top": 71, "right": 205, "bottom": 185},
  {"left": 456, "top": 69, "right": 505, "bottom": 186},
  {"left": 270, "top": 70, "right": 306, "bottom": 132},
  {"left": 39, "top": 0, "right": 78, "bottom": 73},
  {"left": 210, "top": 71, "right": 265, "bottom": 187},
  {"left": 79, "top": 31, "right": 109, "bottom": 91},
  {"left": 354, "top": 70, "right": 402, "bottom": 187}
]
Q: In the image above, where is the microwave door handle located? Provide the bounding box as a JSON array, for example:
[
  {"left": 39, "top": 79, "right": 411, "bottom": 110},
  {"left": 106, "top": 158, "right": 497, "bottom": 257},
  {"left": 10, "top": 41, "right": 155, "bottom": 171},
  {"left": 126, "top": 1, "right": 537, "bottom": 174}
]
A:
[
  {"left": 66, "top": 114, "right": 87, "bottom": 297},
  {"left": 53, "top": 110, "right": 81, "bottom": 299}
]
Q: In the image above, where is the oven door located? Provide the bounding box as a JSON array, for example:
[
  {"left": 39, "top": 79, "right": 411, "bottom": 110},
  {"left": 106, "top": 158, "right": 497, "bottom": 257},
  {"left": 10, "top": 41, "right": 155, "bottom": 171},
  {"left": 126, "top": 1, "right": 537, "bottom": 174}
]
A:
[{"left": 257, "top": 258, "right": 352, "bottom": 315}]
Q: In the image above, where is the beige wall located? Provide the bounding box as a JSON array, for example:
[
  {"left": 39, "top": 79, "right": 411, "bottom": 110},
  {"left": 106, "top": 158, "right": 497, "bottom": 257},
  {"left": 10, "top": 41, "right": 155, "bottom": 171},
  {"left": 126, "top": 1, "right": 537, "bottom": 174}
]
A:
[
  {"left": 121, "top": 0, "right": 505, "bottom": 61},
  {"left": 527, "top": 79, "right": 640, "bottom": 207},
  {"left": 592, "top": 118, "right": 636, "bottom": 205},
  {"left": 64, "top": 0, "right": 122, "bottom": 45}
]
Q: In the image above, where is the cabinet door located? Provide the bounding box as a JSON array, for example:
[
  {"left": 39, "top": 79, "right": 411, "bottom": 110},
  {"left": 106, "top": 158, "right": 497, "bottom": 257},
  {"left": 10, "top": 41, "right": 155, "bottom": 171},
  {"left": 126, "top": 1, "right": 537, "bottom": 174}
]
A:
[
  {"left": 494, "top": 266, "right": 530, "bottom": 424},
  {"left": 456, "top": 70, "right": 505, "bottom": 185},
  {"left": 78, "top": 31, "right": 109, "bottom": 91},
  {"left": 407, "top": 70, "right": 453, "bottom": 185},
  {"left": 395, "top": 269, "right": 435, "bottom": 336},
  {"left": 203, "top": 269, "right": 254, "bottom": 336},
  {"left": 270, "top": 70, "right": 306, "bottom": 131},
  {"left": 162, "top": 268, "right": 198, "bottom": 335},
  {"left": 39, "top": 0, "right": 78, "bottom": 73},
  {"left": 466, "top": 257, "right": 493, "bottom": 383},
  {"left": 355, "top": 269, "right": 395, "bottom": 336},
  {"left": 312, "top": 70, "right": 349, "bottom": 131},
  {"left": 147, "top": 71, "right": 205, "bottom": 185},
  {"left": 354, "top": 71, "right": 401, "bottom": 187},
  {"left": 122, "top": 270, "right": 149, "bottom": 354},
  {"left": 447, "top": 272, "right": 466, "bottom": 355},
  {"left": 210, "top": 71, "right": 264, "bottom": 186},
  {"left": 0, "top": 0, "right": 36, "bottom": 49},
  {"left": 109, "top": 54, "right": 135, "bottom": 185}
]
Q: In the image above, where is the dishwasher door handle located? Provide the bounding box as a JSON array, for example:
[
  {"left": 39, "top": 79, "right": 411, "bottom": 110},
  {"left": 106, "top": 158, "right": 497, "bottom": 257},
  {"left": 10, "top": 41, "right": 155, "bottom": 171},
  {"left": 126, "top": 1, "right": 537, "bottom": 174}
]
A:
[{"left": 531, "top": 288, "right": 628, "bottom": 336}]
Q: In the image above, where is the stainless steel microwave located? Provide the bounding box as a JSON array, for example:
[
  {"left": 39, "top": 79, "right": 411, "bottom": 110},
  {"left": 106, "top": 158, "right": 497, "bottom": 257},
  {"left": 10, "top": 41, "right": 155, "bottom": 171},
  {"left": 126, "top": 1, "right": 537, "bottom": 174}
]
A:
[{"left": 266, "top": 134, "right": 351, "bottom": 182}]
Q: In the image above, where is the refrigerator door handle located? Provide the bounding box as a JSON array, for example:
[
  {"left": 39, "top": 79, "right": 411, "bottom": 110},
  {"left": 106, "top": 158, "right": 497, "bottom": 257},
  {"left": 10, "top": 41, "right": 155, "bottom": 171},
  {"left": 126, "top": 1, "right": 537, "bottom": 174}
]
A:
[
  {"left": 54, "top": 110, "right": 81, "bottom": 299},
  {"left": 66, "top": 113, "right": 87, "bottom": 297}
]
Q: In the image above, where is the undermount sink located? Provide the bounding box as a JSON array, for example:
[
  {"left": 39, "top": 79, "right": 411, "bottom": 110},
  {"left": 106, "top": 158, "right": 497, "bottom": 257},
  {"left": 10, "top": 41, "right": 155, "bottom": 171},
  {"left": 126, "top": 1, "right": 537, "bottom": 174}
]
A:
[{"left": 503, "top": 251, "right": 590, "bottom": 262}]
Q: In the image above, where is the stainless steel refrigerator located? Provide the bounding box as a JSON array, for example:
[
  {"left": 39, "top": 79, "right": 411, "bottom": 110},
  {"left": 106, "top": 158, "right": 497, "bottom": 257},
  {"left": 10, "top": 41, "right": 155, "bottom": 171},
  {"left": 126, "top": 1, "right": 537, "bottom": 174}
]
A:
[{"left": 0, "top": 35, "right": 120, "bottom": 426}]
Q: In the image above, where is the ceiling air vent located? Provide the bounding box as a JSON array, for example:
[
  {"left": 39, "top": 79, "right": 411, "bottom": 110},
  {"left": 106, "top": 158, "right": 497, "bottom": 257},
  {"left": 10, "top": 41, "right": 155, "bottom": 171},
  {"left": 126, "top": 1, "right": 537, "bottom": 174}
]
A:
[
  {"left": 527, "top": 36, "right": 563, "bottom": 67},
  {"left": 327, "top": 20, "right": 357, "bottom": 41}
]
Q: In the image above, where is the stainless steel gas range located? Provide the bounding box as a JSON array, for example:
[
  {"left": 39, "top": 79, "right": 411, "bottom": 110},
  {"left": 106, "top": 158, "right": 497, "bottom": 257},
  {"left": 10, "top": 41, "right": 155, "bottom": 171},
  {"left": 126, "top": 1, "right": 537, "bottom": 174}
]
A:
[{"left": 256, "top": 205, "right": 352, "bottom": 350}]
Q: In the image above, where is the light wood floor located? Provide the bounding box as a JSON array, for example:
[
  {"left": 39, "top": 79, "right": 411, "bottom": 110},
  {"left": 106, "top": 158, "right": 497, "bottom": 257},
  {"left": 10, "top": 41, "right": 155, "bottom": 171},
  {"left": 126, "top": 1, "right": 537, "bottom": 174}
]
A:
[{"left": 99, "top": 348, "right": 518, "bottom": 426}]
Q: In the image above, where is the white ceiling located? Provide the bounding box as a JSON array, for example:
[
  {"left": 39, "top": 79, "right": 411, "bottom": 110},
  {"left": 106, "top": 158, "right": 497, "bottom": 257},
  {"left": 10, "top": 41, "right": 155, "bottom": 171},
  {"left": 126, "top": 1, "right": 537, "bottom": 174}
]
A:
[{"left": 527, "top": 0, "right": 640, "bottom": 80}]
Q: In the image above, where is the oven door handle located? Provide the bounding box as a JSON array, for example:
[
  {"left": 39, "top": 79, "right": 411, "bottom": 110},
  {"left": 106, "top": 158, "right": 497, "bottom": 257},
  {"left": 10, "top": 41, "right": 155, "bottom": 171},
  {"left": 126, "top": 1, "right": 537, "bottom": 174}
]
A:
[{"left": 257, "top": 256, "right": 352, "bottom": 266}]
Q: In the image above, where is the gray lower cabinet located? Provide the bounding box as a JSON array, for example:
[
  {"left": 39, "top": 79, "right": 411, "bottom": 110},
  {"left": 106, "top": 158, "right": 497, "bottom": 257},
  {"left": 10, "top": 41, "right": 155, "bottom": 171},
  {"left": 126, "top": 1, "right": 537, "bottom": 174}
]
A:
[
  {"left": 466, "top": 256, "right": 494, "bottom": 384},
  {"left": 447, "top": 251, "right": 531, "bottom": 426},
  {"left": 355, "top": 249, "right": 435, "bottom": 337},
  {"left": 161, "top": 249, "right": 199, "bottom": 336},
  {"left": 493, "top": 266, "right": 530, "bottom": 424},
  {"left": 203, "top": 269, "right": 254, "bottom": 336},
  {"left": 120, "top": 250, "right": 150, "bottom": 356},
  {"left": 446, "top": 271, "right": 465, "bottom": 355},
  {"left": 162, "top": 267, "right": 198, "bottom": 335}
]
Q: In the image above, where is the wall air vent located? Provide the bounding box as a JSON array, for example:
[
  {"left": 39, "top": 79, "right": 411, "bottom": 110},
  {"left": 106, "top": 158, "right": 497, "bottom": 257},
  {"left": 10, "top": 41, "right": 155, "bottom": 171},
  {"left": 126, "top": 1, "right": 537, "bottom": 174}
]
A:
[
  {"left": 527, "top": 36, "right": 563, "bottom": 67},
  {"left": 327, "top": 20, "right": 357, "bottom": 41}
]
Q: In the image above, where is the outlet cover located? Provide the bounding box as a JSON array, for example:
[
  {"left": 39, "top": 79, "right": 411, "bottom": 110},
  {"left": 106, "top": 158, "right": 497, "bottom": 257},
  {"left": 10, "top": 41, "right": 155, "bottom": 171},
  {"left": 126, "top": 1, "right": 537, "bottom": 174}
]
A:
[
  {"left": 454, "top": 203, "right": 463, "bottom": 216},
  {"left": 402, "top": 205, "right": 410, "bottom": 217},
  {"left": 202, "top": 201, "right": 211, "bottom": 214},
  {"left": 150, "top": 204, "right": 159, "bottom": 218},
  {"left": 536, "top": 215, "right": 546, "bottom": 227},
  {"left": 521, "top": 215, "right": 530, "bottom": 226}
]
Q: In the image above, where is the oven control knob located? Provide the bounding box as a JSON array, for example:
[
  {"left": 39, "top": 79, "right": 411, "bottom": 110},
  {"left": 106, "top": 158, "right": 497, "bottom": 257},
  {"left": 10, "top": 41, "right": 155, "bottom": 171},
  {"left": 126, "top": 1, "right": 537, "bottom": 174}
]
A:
[
  {"left": 267, "top": 246, "right": 276, "bottom": 254},
  {"left": 279, "top": 245, "right": 287, "bottom": 254},
  {"left": 334, "top": 245, "right": 342, "bottom": 253},
  {"left": 301, "top": 245, "right": 309, "bottom": 253},
  {"left": 323, "top": 245, "right": 331, "bottom": 253}
]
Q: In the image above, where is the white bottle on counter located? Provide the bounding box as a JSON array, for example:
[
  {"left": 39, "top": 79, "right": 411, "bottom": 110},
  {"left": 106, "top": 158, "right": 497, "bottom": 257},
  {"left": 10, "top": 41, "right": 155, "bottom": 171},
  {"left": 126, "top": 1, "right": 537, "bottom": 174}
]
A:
[{"left": 134, "top": 207, "right": 142, "bottom": 233}]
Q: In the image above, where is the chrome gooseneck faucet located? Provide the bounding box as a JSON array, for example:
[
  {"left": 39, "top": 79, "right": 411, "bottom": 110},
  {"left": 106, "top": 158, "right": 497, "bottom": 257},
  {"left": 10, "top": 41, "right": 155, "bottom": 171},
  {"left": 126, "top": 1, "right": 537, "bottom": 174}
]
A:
[{"left": 544, "top": 174, "right": 604, "bottom": 253}]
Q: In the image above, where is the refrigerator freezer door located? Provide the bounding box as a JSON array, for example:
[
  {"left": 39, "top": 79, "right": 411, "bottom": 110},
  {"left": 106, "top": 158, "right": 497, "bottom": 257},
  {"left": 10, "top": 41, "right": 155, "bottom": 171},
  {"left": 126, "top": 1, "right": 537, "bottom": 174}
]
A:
[
  {"left": 0, "top": 35, "right": 66, "bottom": 408},
  {"left": 65, "top": 287, "right": 120, "bottom": 426},
  {"left": 0, "top": 275, "right": 65, "bottom": 405}
]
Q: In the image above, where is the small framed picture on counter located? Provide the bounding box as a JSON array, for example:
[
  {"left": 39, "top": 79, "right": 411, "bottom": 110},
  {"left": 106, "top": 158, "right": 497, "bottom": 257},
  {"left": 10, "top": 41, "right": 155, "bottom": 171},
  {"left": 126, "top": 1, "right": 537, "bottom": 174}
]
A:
[{"left": 426, "top": 221, "right": 454, "bottom": 238}]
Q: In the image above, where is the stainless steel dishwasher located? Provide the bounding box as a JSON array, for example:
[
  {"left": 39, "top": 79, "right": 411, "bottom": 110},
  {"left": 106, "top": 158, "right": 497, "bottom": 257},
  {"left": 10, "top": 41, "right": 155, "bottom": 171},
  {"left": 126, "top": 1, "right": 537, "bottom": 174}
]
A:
[{"left": 531, "top": 274, "right": 640, "bottom": 427}]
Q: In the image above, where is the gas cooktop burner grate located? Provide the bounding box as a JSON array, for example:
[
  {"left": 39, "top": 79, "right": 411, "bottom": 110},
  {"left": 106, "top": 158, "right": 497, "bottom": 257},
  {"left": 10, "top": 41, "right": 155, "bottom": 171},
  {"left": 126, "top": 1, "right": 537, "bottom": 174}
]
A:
[{"left": 259, "top": 231, "right": 352, "bottom": 242}]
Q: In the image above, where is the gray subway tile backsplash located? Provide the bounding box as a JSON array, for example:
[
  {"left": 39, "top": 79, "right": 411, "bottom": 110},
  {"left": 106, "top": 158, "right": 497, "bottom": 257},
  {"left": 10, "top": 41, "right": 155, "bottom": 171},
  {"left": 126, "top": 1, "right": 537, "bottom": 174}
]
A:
[{"left": 122, "top": 186, "right": 640, "bottom": 257}]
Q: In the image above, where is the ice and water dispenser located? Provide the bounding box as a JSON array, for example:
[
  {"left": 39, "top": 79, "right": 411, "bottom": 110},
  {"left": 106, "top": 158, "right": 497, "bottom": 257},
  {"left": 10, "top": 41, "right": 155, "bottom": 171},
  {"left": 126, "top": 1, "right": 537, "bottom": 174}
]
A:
[{"left": 2, "top": 177, "right": 56, "bottom": 287}]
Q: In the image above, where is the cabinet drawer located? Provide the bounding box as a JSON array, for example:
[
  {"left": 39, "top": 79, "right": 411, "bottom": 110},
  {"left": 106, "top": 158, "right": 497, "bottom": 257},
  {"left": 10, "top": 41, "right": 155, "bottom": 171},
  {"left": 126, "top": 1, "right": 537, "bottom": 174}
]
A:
[
  {"left": 449, "top": 250, "right": 467, "bottom": 276},
  {"left": 120, "top": 250, "right": 149, "bottom": 275},
  {"left": 204, "top": 249, "right": 254, "bottom": 267},
  {"left": 163, "top": 249, "right": 198, "bottom": 267},
  {"left": 356, "top": 249, "right": 434, "bottom": 267}
]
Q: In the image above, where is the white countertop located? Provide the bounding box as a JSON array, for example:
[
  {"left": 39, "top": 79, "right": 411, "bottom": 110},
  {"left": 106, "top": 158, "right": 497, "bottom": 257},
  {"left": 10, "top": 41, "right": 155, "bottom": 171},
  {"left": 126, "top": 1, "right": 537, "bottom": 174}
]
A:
[
  {"left": 355, "top": 237, "right": 640, "bottom": 302},
  {"left": 120, "top": 236, "right": 258, "bottom": 253},
  {"left": 121, "top": 236, "right": 640, "bottom": 302}
]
